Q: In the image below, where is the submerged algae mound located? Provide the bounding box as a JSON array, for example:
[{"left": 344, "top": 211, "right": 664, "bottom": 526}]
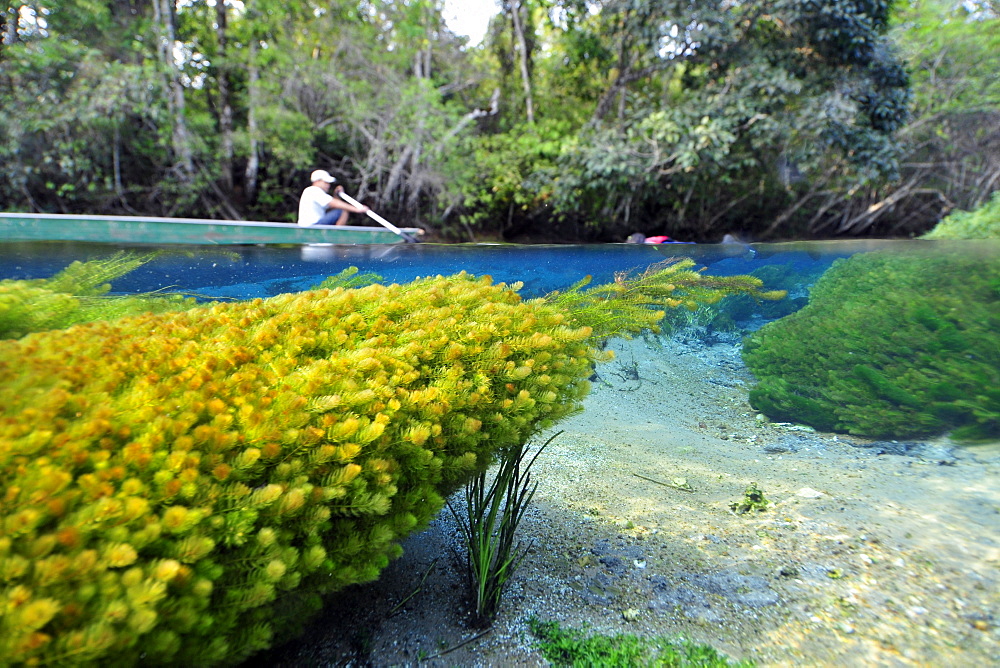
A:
[
  {"left": 743, "top": 248, "right": 1000, "bottom": 441},
  {"left": 0, "top": 262, "right": 779, "bottom": 666}
]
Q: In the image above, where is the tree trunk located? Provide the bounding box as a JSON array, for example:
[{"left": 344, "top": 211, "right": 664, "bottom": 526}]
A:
[
  {"left": 413, "top": 44, "right": 431, "bottom": 79},
  {"left": 384, "top": 144, "right": 416, "bottom": 210},
  {"left": 154, "top": 0, "right": 194, "bottom": 181},
  {"left": 113, "top": 125, "right": 124, "bottom": 198},
  {"left": 216, "top": 0, "right": 234, "bottom": 195},
  {"left": 510, "top": 0, "right": 534, "bottom": 124},
  {"left": 593, "top": 17, "right": 637, "bottom": 124},
  {"left": 244, "top": 39, "right": 260, "bottom": 205}
]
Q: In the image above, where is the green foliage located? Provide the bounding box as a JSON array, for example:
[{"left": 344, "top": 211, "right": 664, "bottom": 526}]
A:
[
  {"left": 743, "top": 248, "right": 1000, "bottom": 441},
  {"left": 893, "top": 0, "right": 1000, "bottom": 117},
  {"left": 0, "top": 253, "right": 194, "bottom": 339},
  {"left": 536, "top": 0, "right": 911, "bottom": 238},
  {"left": 0, "top": 31, "right": 178, "bottom": 215},
  {"left": 309, "top": 56, "right": 476, "bottom": 219},
  {"left": 921, "top": 192, "right": 1000, "bottom": 240},
  {"left": 450, "top": 432, "right": 557, "bottom": 627},
  {"left": 884, "top": 0, "right": 1000, "bottom": 235},
  {"left": 447, "top": 119, "right": 570, "bottom": 237},
  {"left": 528, "top": 617, "right": 753, "bottom": 667},
  {"left": 248, "top": 106, "right": 317, "bottom": 172},
  {"left": 1, "top": 0, "right": 923, "bottom": 241},
  {"left": 0, "top": 0, "right": 476, "bottom": 223}
]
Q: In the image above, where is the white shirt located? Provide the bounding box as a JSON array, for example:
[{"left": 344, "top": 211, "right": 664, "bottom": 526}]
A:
[{"left": 297, "top": 185, "right": 334, "bottom": 226}]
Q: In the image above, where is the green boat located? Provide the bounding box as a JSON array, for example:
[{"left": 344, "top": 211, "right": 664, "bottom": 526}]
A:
[{"left": 0, "top": 212, "right": 423, "bottom": 245}]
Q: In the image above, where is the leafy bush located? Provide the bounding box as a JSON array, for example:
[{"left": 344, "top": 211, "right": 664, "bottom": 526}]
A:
[
  {"left": 445, "top": 120, "right": 569, "bottom": 239},
  {"left": 743, "top": 248, "right": 1000, "bottom": 441},
  {"left": 0, "top": 262, "right": 780, "bottom": 665},
  {"left": 921, "top": 191, "right": 1000, "bottom": 240}
]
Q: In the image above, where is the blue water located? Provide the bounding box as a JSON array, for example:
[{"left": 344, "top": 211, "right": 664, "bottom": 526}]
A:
[{"left": 0, "top": 239, "right": 899, "bottom": 301}]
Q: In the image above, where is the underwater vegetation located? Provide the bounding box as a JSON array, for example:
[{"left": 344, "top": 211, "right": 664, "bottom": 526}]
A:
[
  {"left": 729, "top": 483, "right": 769, "bottom": 515},
  {"left": 450, "top": 432, "right": 557, "bottom": 628},
  {"left": 656, "top": 262, "right": 815, "bottom": 337},
  {"left": 0, "top": 260, "right": 780, "bottom": 665},
  {"left": 743, "top": 248, "right": 1000, "bottom": 441},
  {"left": 716, "top": 263, "right": 819, "bottom": 324},
  {"left": 311, "top": 266, "right": 384, "bottom": 291},
  {"left": 527, "top": 617, "right": 753, "bottom": 667},
  {"left": 550, "top": 258, "right": 787, "bottom": 340},
  {"left": 0, "top": 253, "right": 195, "bottom": 340}
]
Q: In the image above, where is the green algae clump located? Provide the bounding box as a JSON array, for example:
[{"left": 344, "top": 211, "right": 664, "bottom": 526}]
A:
[
  {"left": 729, "top": 483, "right": 769, "bottom": 515},
  {"left": 743, "top": 248, "right": 1000, "bottom": 441},
  {"left": 0, "top": 264, "right": 780, "bottom": 665}
]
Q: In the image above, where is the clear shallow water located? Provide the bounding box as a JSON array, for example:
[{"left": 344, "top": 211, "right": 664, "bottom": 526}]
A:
[
  {"left": 0, "top": 238, "right": 925, "bottom": 300},
  {"left": 5, "top": 237, "right": 995, "bottom": 439},
  {"left": 2, "top": 238, "right": 999, "bottom": 666}
]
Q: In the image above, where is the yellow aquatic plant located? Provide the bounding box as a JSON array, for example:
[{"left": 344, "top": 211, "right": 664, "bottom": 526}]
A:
[
  {"left": 0, "top": 265, "right": 781, "bottom": 665},
  {"left": 549, "top": 258, "right": 785, "bottom": 340}
]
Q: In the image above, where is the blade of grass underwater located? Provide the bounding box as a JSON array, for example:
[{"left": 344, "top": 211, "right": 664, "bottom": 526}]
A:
[{"left": 449, "top": 432, "right": 561, "bottom": 626}]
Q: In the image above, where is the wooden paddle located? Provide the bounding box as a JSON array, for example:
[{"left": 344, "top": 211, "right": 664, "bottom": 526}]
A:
[{"left": 338, "top": 192, "right": 420, "bottom": 243}]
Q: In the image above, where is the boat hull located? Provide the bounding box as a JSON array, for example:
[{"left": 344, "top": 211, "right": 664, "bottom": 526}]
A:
[{"left": 0, "top": 213, "right": 421, "bottom": 245}]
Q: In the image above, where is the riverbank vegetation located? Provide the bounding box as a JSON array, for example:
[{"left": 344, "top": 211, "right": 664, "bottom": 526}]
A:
[{"left": 1, "top": 1, "right": 997, "bottom": 242}]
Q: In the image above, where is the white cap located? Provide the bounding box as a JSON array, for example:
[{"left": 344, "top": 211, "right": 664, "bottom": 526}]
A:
[{"left": 310, "top": 169, "right": 336, "bottom": 183}]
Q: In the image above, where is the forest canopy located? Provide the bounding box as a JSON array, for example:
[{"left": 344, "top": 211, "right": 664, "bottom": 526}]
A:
[{"left": 1, "top": 0, "right": 997, "bottom": 242}]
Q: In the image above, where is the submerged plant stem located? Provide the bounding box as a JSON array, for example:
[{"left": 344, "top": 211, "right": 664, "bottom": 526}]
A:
[{"left": 450, "top": 431, "right": 561, "bottom": 627}]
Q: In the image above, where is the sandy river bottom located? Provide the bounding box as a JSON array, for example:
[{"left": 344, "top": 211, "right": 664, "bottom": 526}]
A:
[{"left": 255, "top": 332, "right": 1000, "bottom": 667}]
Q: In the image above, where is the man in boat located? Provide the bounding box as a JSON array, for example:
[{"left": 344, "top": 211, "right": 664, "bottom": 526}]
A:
[{"left": 297, "top": 170, "right": 370, "bottom": 226}]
